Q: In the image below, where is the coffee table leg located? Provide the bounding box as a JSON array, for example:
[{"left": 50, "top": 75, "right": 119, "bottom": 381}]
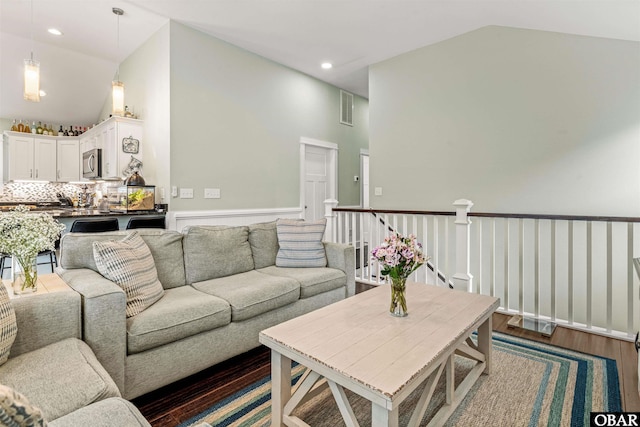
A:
[
  {"left": 372, "top": 402, "right": 399, "bottom": 427},
  {"left": 477, "top": 315, "right": 492, "bottom": 374},
  {"left": 271, "top": 350, "right": 292, "bottom": 427}
]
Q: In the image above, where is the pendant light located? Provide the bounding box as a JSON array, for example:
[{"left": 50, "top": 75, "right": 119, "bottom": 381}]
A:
[
  {"left": 23, "top": 0, "right": 40, "bottom": 102},
  {"left": 112, "top": 7, "right": 125, "bottom": 116}
]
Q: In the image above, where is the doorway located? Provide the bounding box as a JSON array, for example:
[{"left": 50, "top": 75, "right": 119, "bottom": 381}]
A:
[{"left": 299, "top": 137, "right": 337, "bottom": 221}]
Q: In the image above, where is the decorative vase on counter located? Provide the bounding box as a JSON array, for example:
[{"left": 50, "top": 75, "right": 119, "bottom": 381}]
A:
[
  {"left": 12, "top": 255, "right": 38, "bottom": 295},
  {"left": 389, "top": 276, "right": 408, "bottom": 317}
]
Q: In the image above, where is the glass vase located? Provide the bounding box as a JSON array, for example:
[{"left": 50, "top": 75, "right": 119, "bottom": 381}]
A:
[
  {"left": 390, "top": 276, "right": 408, "bottom": 317},
  {"left": 12, "top": 256, "right": 38, "bottom": 295}
]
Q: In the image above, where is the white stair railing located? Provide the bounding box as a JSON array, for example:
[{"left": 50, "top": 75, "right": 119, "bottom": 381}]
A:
[{"left": 330, "top": 201, "right": 640, "bottom": 341}]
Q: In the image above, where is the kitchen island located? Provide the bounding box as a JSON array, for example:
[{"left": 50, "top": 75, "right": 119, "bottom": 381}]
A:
[{"left": 0, "top": 204, "right": 166, "bottom": 232}]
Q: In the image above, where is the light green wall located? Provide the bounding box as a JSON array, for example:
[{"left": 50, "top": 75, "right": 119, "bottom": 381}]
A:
[
  {"left": 169, "top": 22, "right": 368, "bottom": 210},
  {"left": 370, "top": 26, "right": 640, "bottom": 216},
  {"left": 98, "top": 23, "right": 171, "bottom": 203}
]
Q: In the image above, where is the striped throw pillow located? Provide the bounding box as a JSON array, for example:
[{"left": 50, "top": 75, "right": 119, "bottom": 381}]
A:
[
  {"left": 93, "top": 231, "right": 165, "bottom": 317},
  {"left": 0, "top": 285, "right": 16, "bottom": 366},
  {"left": 0, "top": 384, "right": 45, "bottom": 427},
  {"left": 275, "top": 218, "right": 327, "bottom": 268}
]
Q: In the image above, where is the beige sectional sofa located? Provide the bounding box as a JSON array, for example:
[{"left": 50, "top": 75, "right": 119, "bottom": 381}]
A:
[
  {"left": 0, "top": 291, "right": 150, "bottom": 426},
  {"left": 57, "top": 221, "right": 355, "bottom": 400}
]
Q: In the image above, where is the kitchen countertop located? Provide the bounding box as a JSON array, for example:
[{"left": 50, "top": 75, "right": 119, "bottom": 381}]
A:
[
  {"left": 0, "top": 204, "right": 165, "bottom": 218},
  {"left": 39, "top": 208, "right": 166, "bottom": 218}
]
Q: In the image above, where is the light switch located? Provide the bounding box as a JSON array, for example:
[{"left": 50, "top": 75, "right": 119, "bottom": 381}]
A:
[
  {"left": 204, "top": 188, "right": 221, "bottom": 199},
  {"left": 374, "top": 187, "right": 383, "bottom": 196},
  {"left": 179, "top": 188, "right": 194, "bottom": 199}
]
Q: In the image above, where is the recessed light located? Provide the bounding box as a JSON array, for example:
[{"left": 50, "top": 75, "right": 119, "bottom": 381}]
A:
[
  {"left": 321, "top": 62, "right": 333, "bottom": 70},
  {"left": 48, "top": 28, "right": 63, "bottom": 36},
  {"left": 39, "top": 90, "right": 46, "bottom": 97}
]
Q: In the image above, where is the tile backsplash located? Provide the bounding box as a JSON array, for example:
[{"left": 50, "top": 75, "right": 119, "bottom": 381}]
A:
[{"left": 0, "top": 182, "right": 116, "bottom": 204}]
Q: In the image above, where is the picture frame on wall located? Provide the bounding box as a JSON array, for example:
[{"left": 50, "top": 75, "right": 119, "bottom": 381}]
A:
[{"left": 122, "top": 137, "right": 139, "bottom": 154}]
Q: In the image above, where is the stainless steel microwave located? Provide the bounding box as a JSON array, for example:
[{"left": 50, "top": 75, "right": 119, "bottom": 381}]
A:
[{"left": 82, "top": 148, "right": 102, "bottom": 179}]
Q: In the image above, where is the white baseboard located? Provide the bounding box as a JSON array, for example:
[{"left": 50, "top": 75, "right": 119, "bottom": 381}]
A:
[{"left": 167, "top": 207, "right": 303, "bottom": 231}]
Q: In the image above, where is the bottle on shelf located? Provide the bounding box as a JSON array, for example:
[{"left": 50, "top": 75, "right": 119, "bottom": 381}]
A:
[
  {"left": 36, "top": 121, "right": 43, "bottom": 134},
  {"left": 58, "top": 125, "right": 64, "bottom": 136},
  {"left": 73, "top": 126, "right": 79, "bottom": 136},
  {"left": 24, "top": 121, "right": 30, "bottom": 133},
  {"left": 31, "top": 121, "right": 36, "bottom": 134},
  {"left": 48, "top": 124, "right": 54, "bottom": 136},
  {"left": 17, "top": 120, "right": 24, "bottom": 133},
  {"left": 42, "top": 124, "right": 48, "bottom": 135},
  {"left": 10, "top": 119, "right": 17, "bottom": 132},
  {"left": 63, "top": 127, "right": 69, "bottom": 136}
]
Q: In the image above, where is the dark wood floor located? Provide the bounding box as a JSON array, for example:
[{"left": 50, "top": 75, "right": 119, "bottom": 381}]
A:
[{"left": 132, "top": 283, "right": 640, "bottom": 426}]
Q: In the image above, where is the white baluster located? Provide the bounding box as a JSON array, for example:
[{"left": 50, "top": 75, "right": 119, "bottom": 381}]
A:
[
  {"left": 324, "top": 199, "right": 338, "bottom": 242},
  {"left": 451, "top": 199, "right": 474, "bottom": 292}
]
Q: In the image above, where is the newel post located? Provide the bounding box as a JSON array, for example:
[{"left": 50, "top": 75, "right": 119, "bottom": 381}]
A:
[
  {"left": 452, "top": 199, "right": 474, "bottom": 292},
  {"left": 324, "top": 199, "right": 338, "bottom": 242}
]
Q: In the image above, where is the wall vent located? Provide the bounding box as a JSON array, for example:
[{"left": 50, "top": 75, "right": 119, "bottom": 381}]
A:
[{"left": 340, "top": 90, "right": 354, "bottom": 126}]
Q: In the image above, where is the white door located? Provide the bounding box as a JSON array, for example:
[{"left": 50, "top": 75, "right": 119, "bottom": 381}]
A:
[{"left": 304, "top": 145, "right": 329, "bottom": 221}]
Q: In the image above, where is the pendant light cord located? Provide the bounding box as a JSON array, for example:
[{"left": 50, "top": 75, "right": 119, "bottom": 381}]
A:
[{"left": 29, "top": 0, "right": 34, "bottom": 61}]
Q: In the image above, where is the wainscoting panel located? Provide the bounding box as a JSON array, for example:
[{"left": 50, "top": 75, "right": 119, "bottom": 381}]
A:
[{"left": 168, "top": 207, "right": 302, "bottom": 231}]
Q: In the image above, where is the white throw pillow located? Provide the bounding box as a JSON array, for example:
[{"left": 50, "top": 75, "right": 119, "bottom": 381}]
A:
[
  {"left": 275, "top": 218, "right": 327, "bottom": 268},
  {"left": 93, "top": 231, "right": 165, "bottom": 317}
]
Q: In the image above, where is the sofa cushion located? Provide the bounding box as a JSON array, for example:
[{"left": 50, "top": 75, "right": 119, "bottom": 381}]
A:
[
  {"left": 0, "top": 285, "right": 17, "bottom": 366},
  {"left": 0, "top": 338, "right": 120, "bottom": 422},
  {"left": 183, "top": 226, "right": 255, "bottom": 283},
  {"left": 136, "top": 230, "right": 186, "bottom": 289},
  {"left": 48, "top": 397, "right": 150, "bottom": 427},
  {"left": 248, "top": 221, "right": 279, "bottom": 269},
  {"left": 192, "top": 271, "right": 300, "bottom": 322},
  {"left": 60, "top": 230, "right": 186, "bottom": 289},
  {"left": 258, "top": 266, "right": 347, "bottom": 299},
  {"left": 93, "top": 231, "right": 165, "bottom": 317},
  {"left": 127, "top": 286, "right": 231, "bottom": 354},
  {"left": 0, "top": 384, "right": 45, "bottom": 427}
]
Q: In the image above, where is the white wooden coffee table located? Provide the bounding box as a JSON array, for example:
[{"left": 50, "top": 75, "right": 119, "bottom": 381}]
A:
[{"left": 259, "top": 282, "right": 500, "bottom": 427}]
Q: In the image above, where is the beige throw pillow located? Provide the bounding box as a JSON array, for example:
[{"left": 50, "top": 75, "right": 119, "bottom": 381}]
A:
[
  {"left": 93, "top": 231, "right": 165, "bottom": 317},
  {"left": 0, "top": 285, "right": 17, "bottom": 366}
]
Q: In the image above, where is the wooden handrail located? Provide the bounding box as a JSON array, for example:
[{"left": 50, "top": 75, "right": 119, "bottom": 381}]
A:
[{"left": 333, "top": 207, "right": 640, "bottom": 223}]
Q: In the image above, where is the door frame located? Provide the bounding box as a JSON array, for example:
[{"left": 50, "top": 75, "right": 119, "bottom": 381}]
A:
[{"left": 299, "top": 137, "right": 338, "bottom": 220}]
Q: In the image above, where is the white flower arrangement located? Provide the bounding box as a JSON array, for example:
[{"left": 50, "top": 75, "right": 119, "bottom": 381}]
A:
[{"left": 0, "top": 205, "right": 65, "bottom": 290}]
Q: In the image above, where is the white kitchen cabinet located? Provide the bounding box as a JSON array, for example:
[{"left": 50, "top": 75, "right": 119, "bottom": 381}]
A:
[
  {"left": 82, "top": 117, "right": 142, "bottom": 180},
  {"left": 57, "top": 139, "right": 80, "bottom": 182},
  {"left": 3, "top": 135, "right": 56, "bottom": 181},
  {"left": 3, "top": 132, "right": 80, "bottom": 182},
  {"left": 34, "top": 138, "right": 57, "bottom": 181},
  {"left": 4, "top": 134, "right": 34, "bottom": 180}
]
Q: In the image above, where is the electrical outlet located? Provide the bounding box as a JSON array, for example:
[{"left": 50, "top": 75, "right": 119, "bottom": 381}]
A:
[
  {"left": 171, "top": 186, "right": 178, "bottom": 197},
  {"left": 354, "top": 176, "right": 359, "bottom": 182},
  {"left": 374, "top": 187, "right": 383, "bottom": 196},
  {"left": 204, "top": 188, "right": 221, "bottom": 199},
  {"left": 179, "top": 188, "right": 194, "bottom": 199}
]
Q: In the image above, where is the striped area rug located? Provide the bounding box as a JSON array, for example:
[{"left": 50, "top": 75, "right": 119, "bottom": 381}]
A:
[{"left": 180, "top": 332, "right": 622, "bottom": 427}]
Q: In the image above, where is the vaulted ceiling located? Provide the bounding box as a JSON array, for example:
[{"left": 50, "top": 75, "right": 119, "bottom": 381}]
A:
[{"left": 1, "top": 0, "right": 638, "bottom": 125}]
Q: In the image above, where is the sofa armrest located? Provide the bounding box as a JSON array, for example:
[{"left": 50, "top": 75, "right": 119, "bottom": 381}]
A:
[
  {"left": 10, "top": 291, "right": 81, "bottom": 358},
  {"left": 57, "top": 267, "right": 127, "bottom": 394},
  {"left": 323, "top": 242, "right": 355, "bottom": 297}
]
